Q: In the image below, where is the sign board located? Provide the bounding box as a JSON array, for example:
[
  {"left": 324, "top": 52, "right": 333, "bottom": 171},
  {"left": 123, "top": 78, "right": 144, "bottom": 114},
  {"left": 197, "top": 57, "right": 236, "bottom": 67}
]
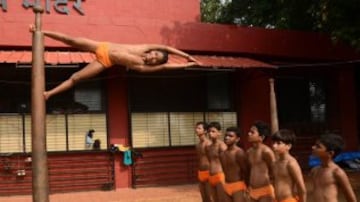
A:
[{"left": 0, "top": 0, "right": 85, "bottom": 15}]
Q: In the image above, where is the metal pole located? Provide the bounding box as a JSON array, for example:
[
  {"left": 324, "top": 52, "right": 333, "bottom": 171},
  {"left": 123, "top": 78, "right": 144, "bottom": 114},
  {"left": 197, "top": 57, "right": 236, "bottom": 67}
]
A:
[
  {"left": 31, "top": 1, "right": 49, "bottom": 201},
  {"left": 269, "top": 78, "right": 279, "bottom": 135}
]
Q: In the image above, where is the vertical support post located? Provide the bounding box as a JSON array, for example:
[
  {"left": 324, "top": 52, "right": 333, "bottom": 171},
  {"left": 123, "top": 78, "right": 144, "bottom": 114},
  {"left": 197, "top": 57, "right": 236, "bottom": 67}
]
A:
[
  {"left": 269, "top": 78, "right": 279, "bottom": 135},
  {"left": 31, "top": 1, "right": 49, "bottom": 202}
]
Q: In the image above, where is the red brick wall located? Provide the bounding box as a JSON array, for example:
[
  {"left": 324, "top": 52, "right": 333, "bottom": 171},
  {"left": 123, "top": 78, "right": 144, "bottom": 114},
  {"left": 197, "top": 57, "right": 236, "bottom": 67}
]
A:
[
  {"left": 337, "top": 67, "right": 359, "bottom": 150},
  {"left": 0, "top": 1, "right": 359, "bottom": 60}
]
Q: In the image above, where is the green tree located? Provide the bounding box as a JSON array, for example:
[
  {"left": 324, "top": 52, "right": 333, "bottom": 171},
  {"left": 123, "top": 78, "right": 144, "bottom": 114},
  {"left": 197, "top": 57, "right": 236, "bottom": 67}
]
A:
[
  {"left": 200, "top": 0, "right": 227, "bottom": 23},
  {"left": 201, "top": 0, "right": 360, "bottom": 49}
]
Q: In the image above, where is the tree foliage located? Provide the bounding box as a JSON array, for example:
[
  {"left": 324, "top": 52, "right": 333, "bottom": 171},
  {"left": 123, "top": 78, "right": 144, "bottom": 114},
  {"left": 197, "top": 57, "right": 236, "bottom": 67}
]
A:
[{"left": 201, "top": 0, "right": 360, "bottom": 50}]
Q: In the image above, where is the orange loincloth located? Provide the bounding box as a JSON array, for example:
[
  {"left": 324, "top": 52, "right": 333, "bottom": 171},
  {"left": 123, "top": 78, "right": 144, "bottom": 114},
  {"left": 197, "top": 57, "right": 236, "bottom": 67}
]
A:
[
  {"left": 277, "top": 196, "right": 299, "bottom": 202},
  {"left": 208, "top": 172, "right": 225, "bottom": 187},
  {"left": 95, "top": 42, "right": 113, "bottom": 68},
  {"left": 249, "top": 184, "right": 275, "bottom": 200},
  {"left": 223, "top": 181, "right": 247, "bottom": 196},
  {"left": 198, "top": 170, "right": 210, "bottom": 182}
]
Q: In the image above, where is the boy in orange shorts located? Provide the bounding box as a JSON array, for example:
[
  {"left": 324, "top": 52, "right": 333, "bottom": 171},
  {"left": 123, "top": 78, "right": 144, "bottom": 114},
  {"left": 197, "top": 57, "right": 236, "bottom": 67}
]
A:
[
  {"left": 272, "top": 129, "right": 306, "bottom": 202},
  {"left": 29, "top": 24, "right": 199, "bottom": 100},
  {"left": 195, "top": 122, "right": 212, "bottom": 202},
  {"left": 247, "top": 121, "right": 276, "bottom": 202},
  {"left": 205, "top": 122, "right": 227, "bottom": 202},
  {"left": 221, "top": 127, "right": 248, "bottom": 202}
]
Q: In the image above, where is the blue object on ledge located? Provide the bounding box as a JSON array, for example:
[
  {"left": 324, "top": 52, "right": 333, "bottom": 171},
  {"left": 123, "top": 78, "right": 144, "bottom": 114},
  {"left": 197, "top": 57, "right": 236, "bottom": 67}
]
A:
[{"left": 309, "top": 151, "right": 360, "bottom": 168}]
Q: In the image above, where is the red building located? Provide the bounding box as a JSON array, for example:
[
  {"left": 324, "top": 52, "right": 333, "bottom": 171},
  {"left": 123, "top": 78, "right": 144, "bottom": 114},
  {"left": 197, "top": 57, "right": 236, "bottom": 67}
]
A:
[{"left": 0, "top": 0, "right": 359, "bottom": 195}]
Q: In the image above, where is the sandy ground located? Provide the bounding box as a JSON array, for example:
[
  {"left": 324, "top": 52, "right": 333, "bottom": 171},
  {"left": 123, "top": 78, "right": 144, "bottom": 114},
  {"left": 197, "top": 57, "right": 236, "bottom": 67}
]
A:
[
  {"left": 1, "top": 172, "right": 360, "bottom": 202},
  {"left": 0, "top": 184, "right": 200, "bottom": 202}
]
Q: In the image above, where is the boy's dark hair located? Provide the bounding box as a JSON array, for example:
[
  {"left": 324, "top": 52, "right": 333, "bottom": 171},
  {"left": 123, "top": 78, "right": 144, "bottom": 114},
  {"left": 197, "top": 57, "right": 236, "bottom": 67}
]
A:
[
  {"left": 318, "top": 133, "right": 344, "bottom": 157},
  {"left": 196, "top": 121, "right": 208, "bottom": 130},
  {"left": 226, "top": 126, "right": 241, "bottom": 138},
  {"left": 253, "top": 121, "right": 270, "bottom": 139},
  {"left": 271, "top": 129, "right": 296, "bottom": 145},
  {"left": 208, "top": 121, "right": 221, "bottom": 131},
  {"left": 156, "top": 49, "right": 169, "bottom": 65}
]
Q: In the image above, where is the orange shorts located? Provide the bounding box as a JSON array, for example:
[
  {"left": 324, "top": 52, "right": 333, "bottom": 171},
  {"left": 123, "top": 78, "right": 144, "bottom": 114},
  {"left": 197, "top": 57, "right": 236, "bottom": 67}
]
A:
[
  {"left": 208, "top": 172, "right": 225, "bottom": 187},
  {"left": 276, "top": 196, "right": 299, "bottom": 202},
  {"left": 249, "top": 184, "right": 275, "bottom": 200},
  {"left": 198, "top": 170, "right": 210, "bottom": 182},
  {"left": 95, "top": 42, "right": 113, "bottom": 68},
  {"left": 223, "top": 181, "right": 247, "bottom": 196}
]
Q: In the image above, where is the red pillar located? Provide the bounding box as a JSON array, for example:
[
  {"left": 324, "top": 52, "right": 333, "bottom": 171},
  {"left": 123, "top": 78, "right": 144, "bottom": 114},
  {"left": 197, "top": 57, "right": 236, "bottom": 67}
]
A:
[
  {"left": 106, "top": 67, "right": 131, "bottom": 188},
  {"left": 337, "top": 67, "right": 359, "bottom": 150},
  {"left": 236, "top": 70, "right": 271, "bottom": 148}
]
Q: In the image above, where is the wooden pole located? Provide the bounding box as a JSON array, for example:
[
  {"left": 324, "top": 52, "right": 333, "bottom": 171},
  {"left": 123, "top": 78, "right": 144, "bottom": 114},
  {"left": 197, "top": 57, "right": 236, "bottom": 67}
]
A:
[
  {"left": 31, "top": 1, "right": 49, "bottom": 201},
  {"left": 269, "top": 78, "right": 279, "bottom": 135}
]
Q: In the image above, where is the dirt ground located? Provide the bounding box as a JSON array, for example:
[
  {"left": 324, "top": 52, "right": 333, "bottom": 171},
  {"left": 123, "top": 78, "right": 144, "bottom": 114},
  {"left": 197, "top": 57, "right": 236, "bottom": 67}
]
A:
[
  {"left": 1, "top": 172, "right": 360, "bottom": 202},
  {"left": 0, "top": 184, "right": 200, "bottom": 202}
]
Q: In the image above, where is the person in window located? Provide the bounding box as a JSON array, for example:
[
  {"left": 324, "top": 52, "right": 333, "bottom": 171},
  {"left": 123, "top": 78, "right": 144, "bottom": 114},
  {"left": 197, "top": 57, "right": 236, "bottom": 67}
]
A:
[
  {"left": 29, "top": 24, "right": 200, "bottom": 100},
  {"left": 85, "top": 129, "right": 95, "bottom": 149}
]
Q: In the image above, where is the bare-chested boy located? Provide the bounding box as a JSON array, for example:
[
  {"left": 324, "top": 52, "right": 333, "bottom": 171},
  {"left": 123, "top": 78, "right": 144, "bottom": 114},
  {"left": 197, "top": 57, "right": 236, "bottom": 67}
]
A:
[
  {"left": 310, "top": 133, "right": 357, "bottom": 202},
  {"left": 247, "top": 121, "right": 276, "bottom": 202},
  {"left": 195, "top": 121, "right": 213, "bottom": 202},
  {"left": 221, "top": 127, "right": 249, "bottom": 202},
  {"left": 205, "top": 121, "right": 228, "bottom": 202},
  {"left": 272, "top": 129, "right": 306, "bottom": 202},
  {"left": 29, "top": 24, "right": 199, "bottom": 100}
]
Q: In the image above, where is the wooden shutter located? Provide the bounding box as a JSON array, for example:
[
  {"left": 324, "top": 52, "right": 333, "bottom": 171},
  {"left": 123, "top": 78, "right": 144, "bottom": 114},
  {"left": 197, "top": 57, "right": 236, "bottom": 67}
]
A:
[
  {"left": 170, "top": 112, "right": 203, "bottom": 146},
  {"left": 131, "top": 113, "right": 169, "bottom": 148},
  {"left": 67, "top": 114, "right": 107, "bottom": 150},
  {"left": 0, "top": 115, "right": 23, "bottom": 153},
  {"left": 206, "top": 112, "right": 237, "bottom": 130}
]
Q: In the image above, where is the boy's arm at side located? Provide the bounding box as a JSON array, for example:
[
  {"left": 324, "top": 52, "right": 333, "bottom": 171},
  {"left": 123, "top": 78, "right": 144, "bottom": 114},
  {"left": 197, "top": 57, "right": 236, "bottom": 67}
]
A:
[
  {"left": 307, "top": 167, "right": 317, "bottom": 199},
  {"left": 236, "top": 150, "right": 250, "bottom": 185},
  {"left": 334, "top": 168, "right": 357, "bottom": 202},
  {"left": 220, "top": 141, "right": 227, "bottom": 152},
  {"left": 288, "top": 160, "right": 307, "bottom": 202},
  {"left": 262, "top": 148, "right": 275, "bottom": 180}
]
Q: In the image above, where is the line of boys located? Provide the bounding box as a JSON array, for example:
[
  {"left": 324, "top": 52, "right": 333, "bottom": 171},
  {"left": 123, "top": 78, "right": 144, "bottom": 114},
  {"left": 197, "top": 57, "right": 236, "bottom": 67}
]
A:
[{"left": 195, "top": 121, "right": 357, "bottom": 202}]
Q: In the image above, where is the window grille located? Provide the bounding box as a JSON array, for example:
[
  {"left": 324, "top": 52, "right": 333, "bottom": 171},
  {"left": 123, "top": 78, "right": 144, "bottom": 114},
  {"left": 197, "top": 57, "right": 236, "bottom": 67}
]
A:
[
  {"left": 0, "top": 113, "right": 107, "bottom": 153},
  {"left": 131, "top": 112, "right": 237, "bottom": 148}
]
